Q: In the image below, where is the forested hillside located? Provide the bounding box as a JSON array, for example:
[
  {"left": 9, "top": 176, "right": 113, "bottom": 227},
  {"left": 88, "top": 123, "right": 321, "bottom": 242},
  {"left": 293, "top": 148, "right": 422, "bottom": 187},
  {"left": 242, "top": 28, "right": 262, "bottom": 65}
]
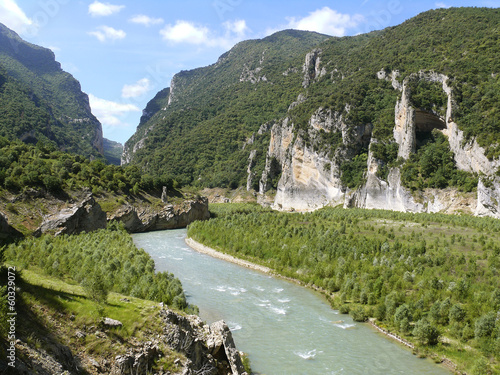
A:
[
  {"left": 124, "top": 7, "right": 500, "bottom": 204},
  {"left": 188, "top": 203, "right": 500, "bottom": 374},
  {"left": 0, "top": 23, "right": 103, "bottom": 158},
  {"left": 123, "top": 29, "right": 330, "bottom": 186}
]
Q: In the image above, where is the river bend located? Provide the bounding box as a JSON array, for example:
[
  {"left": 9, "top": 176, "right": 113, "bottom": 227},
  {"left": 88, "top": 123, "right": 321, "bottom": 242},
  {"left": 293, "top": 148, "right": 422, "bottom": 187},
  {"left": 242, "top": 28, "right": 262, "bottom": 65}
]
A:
[{"left": 133, "top": 229, "right": 449, "bottom": 375}]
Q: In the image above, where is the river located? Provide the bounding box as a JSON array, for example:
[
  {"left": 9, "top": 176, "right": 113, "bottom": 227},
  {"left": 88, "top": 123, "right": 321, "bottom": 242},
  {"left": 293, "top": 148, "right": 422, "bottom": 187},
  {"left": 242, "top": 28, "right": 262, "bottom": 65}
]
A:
[{"left": 133, "top": 228, "right": 450, "bottom": 375}]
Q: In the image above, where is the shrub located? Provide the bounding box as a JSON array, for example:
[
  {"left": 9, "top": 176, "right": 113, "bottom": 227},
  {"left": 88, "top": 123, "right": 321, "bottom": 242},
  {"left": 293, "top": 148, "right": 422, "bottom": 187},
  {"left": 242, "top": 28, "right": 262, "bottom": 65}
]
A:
[
  {"left": 474, "top": 311, "right": 497, "bottom": 339},
  {"left": 413, "top": 318, "right": 440, "bottom": 346},
  {"left": 339, "top": 304, "right": 350, "bottom": 314},
  {"left": 350, "top": 306, "right": 368, "bottom": 322},
  {"left": 81, "top": 271, "right": 110, "bottom": 304}
]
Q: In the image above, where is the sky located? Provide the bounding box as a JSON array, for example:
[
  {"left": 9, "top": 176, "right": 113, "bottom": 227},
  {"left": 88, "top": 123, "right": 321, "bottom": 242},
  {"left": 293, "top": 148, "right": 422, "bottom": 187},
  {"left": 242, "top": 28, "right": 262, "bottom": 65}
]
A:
[{"left": 0, "top": 0, "right": 499, "bottom": 145}]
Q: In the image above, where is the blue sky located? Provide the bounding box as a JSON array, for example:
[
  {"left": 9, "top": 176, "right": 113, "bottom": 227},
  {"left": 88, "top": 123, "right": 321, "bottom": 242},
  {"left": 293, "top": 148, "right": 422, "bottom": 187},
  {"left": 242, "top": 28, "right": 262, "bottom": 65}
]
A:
[{"left": 0, "top": 0, "right": 499, "bottom": 144}]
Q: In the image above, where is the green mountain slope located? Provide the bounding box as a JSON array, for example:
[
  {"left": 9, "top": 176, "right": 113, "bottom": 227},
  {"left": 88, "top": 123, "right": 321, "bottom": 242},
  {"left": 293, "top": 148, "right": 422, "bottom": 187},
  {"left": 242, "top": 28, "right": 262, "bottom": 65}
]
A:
[
  {"left": 123, "top": 8, "right": 500, "bottom": 192},
  {"left": 123, "top": 30, "right": 331, "bottom": 186},
  {"left": 0, "top": 23, "right": 103, "bottom": 158},
  {"left": 103, "top": 138, "right": 123, "bottom": 166}
]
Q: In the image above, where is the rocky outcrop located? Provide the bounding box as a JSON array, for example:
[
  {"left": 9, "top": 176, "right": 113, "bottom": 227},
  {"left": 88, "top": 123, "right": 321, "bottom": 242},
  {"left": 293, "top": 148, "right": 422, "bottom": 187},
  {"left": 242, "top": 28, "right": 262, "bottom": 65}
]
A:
[
  {"left": 262, "top": 69, "right": 500, "bottom": 217},
  {"left": 34, "top": 194, "right": 107, "bottom": 236},
  {"left": 110, "top": 341, "right": 160, "bottom": 375},
  {"left": 260, "top": 108, "right": 370, "bottom": 211},
  {"left": 14, "top": 306, "right": 246, "bottom": 375},
  {"left": 161, "top": 309, "right": 247, "bottom": 375},
  {"left": 109, "top": 197, "right": 210, "bottom": 232},
  {"left": 361, "top": 71, "right": 500, "bottom": 217},
  {"left": 476, "top": 177, "right": 500, "bottom": 218},
  {"left": 302, "top": 49, "right": 325, "bottom": 88}
]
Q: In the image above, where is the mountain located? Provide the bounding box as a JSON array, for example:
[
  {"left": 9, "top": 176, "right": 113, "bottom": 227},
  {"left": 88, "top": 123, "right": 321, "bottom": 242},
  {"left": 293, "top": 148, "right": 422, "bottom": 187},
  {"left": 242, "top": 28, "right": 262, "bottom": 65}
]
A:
[
  {"left": 103, "top": 138, "right": 123, "bottom": 165},
  {"left": 0, "top": 23, "right": 103, "bottom": 157},
  {"left": 123, "top": 8, "right": 500, "bottom": 217},
  {"left": 122, "top": 29, "right": 331, "bottom": 186}
]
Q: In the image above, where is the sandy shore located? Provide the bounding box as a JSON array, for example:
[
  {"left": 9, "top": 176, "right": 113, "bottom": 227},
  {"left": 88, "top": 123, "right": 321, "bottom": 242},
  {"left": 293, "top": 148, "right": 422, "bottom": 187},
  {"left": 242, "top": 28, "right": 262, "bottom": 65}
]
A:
[{"left": 185, "top": 237, "right": 272, "bottom": 274}]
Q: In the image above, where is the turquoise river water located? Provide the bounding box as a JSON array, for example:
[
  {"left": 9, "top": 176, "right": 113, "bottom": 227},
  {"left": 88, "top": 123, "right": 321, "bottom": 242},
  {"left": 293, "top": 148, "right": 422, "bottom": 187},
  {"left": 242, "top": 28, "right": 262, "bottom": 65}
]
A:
[{"left": 133, "top": 228, "right": 450, "bottom": 375}]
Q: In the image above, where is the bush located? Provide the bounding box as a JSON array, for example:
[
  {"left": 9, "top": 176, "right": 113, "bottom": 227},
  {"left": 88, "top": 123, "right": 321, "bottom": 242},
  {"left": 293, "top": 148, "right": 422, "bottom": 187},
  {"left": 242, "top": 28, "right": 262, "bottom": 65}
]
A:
[
  {"left": 81, "top": 272, "right": 109, "bottom": 304},
  {"left": 350, "top": 306, "right": 368, "bottom": 322},
  {"left": 474, "top": 311, "right": 497, "bottom": 339},
  {"left": 339, "top": 304, "right": 350, "bottom": 314},
  {"left": 449, "top": 303, "right": 466, "bottom": 323},
  {"left": 413, "top": 318, "right": 440, "bottom": 346}
]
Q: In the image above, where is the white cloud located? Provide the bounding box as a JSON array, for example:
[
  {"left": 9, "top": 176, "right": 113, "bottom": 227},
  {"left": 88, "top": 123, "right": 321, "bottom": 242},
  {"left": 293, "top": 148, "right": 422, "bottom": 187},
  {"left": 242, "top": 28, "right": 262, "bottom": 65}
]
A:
[
  {"left": 0, "top": 0, "right": 33, "bottom": 35},
  {"left": 89, "top": 94, "right": 140, "bottom": 128},
  {"left": 160, "top": 20, "right": 210, "bottom": 45},
  {"left": 88, "top": 25, "right": 126, "bottom": 42},
  {"left": 122, "top": 78, "right": 152, "bottom": 98},
  {"left": 223, "top": 19, "right": 248, "bottom": 36},
  {"left": 129, "top": 14, "right": 164, "bottom": 27},
  {"left": 160, "top": 19, "right": 249, "bottom": 49},
  {"left": 88, "top": 1, "right": 125, "bottom": 17},
  {"left": 435, "top": 2, "right": 450, "bottom": 8},
  {"left": 286, "top": 7, "right": 364, "bottom": 36}
]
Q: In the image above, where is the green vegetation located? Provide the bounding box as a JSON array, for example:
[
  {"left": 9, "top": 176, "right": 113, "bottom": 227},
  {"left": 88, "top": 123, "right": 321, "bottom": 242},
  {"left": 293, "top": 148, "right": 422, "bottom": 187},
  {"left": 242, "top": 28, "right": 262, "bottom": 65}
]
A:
[
  {"left": 0, "top": 137, "right": 175, "bottom": 196},
  {"left": 188, "top": 203, "right": 500, "bottom": 373},
  {"left": 125, "top": 30, "right": 330, "bottom": 188},
  {"left": 125, "top": 8, "right": 500, "bottom": 191},
  {"left": 401, "top": 130, "right": 478, "bottom": 192},
  {"left": 3, "top": 267, "right": 186, "bottom": 373},
  {"left": 5, "top": 224, "right": 195, "bottom": 312},
  {"left": 0, "top": 23, "right": 102, "bottom": 158}
]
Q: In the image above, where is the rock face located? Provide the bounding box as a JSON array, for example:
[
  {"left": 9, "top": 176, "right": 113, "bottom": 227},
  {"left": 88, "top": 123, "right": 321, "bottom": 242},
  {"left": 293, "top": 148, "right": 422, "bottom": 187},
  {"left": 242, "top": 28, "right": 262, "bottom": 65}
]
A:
[
  {"left": 110, "top": 341, "right": 160, "bottom": 375},
  {"left": 260, "top": 107, "right": 370, "bottom": 211},
  {"left": 109, "top": 197, "right": 210, "bottom": 233},
  {"left": 259, "top": 67, "right": 500, "bottom": 217},
  {"left": 35, "top": 194, "right": 107, "bottom": 236},
  {"left": 161, "top": 309, "right": 247, "bottom": 375}
]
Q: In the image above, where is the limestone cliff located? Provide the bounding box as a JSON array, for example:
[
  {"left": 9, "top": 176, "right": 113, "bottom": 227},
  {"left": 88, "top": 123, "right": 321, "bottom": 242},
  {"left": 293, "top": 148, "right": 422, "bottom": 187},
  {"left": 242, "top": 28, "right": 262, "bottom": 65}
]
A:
[
  {"left": 258, "top": 63, "right": 499, "bottom": 216},
  {"left": 122, "top": 8, "right": 500, "bottom": 217}
]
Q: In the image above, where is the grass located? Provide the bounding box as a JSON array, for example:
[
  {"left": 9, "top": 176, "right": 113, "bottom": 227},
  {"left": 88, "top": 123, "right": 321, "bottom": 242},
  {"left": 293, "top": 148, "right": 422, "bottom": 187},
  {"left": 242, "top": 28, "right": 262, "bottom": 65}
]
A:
[{"left": 15, "top": 267, "right": 185, "bottom": 372}]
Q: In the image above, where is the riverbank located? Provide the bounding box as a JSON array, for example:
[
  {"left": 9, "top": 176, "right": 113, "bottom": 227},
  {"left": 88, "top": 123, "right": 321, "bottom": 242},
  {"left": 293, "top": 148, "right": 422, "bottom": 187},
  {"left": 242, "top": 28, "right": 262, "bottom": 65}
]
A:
[
  {"left": 185, "top": 236, "right": 458, "bottom": 374},
  {"left": 185, "top": 237, "right": 272, "bottom": 274}
]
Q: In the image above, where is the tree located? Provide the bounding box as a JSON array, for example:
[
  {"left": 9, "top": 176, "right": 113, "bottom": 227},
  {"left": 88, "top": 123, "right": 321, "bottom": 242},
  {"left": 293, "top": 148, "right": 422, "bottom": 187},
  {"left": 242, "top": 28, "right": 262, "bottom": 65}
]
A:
[
  {"left": 413, "top": 318, "right": 440, "bottom": 346},
  {"left": 82, "top": 271, "right": 109, "bottom": 304},
  {"left": 449, "top": 304, "right": 466, "bottom": 323},
  {"left": 474, "top": 311, "right": 497, "bottom": 339},
  {"left": 394, "top": 304, "right": 412, "bottom": 330}
]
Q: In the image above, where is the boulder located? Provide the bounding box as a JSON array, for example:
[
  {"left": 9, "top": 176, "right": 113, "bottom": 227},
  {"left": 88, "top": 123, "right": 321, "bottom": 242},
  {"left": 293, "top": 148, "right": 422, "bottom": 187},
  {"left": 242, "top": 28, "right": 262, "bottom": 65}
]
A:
[
  {"left": 110, "top": 341, "right": 159, "bottom": 375},
  {"left": 145, "top": 197, "right": 210, "bottom": 231},
  {"left": 35, "top": 194, "right": 106, "bottom": 236},
  {"left": 103, "top": 317, "right": 123, "bottom": 328},
  {"left": 109, "top": 197, "right": 210, "bottom": 233},
  {"left": 161, "top": 309, "right": 247, "bottom": 375},
  {"left": 108, "top": 205, "right": 144, "bottom": 232}
]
